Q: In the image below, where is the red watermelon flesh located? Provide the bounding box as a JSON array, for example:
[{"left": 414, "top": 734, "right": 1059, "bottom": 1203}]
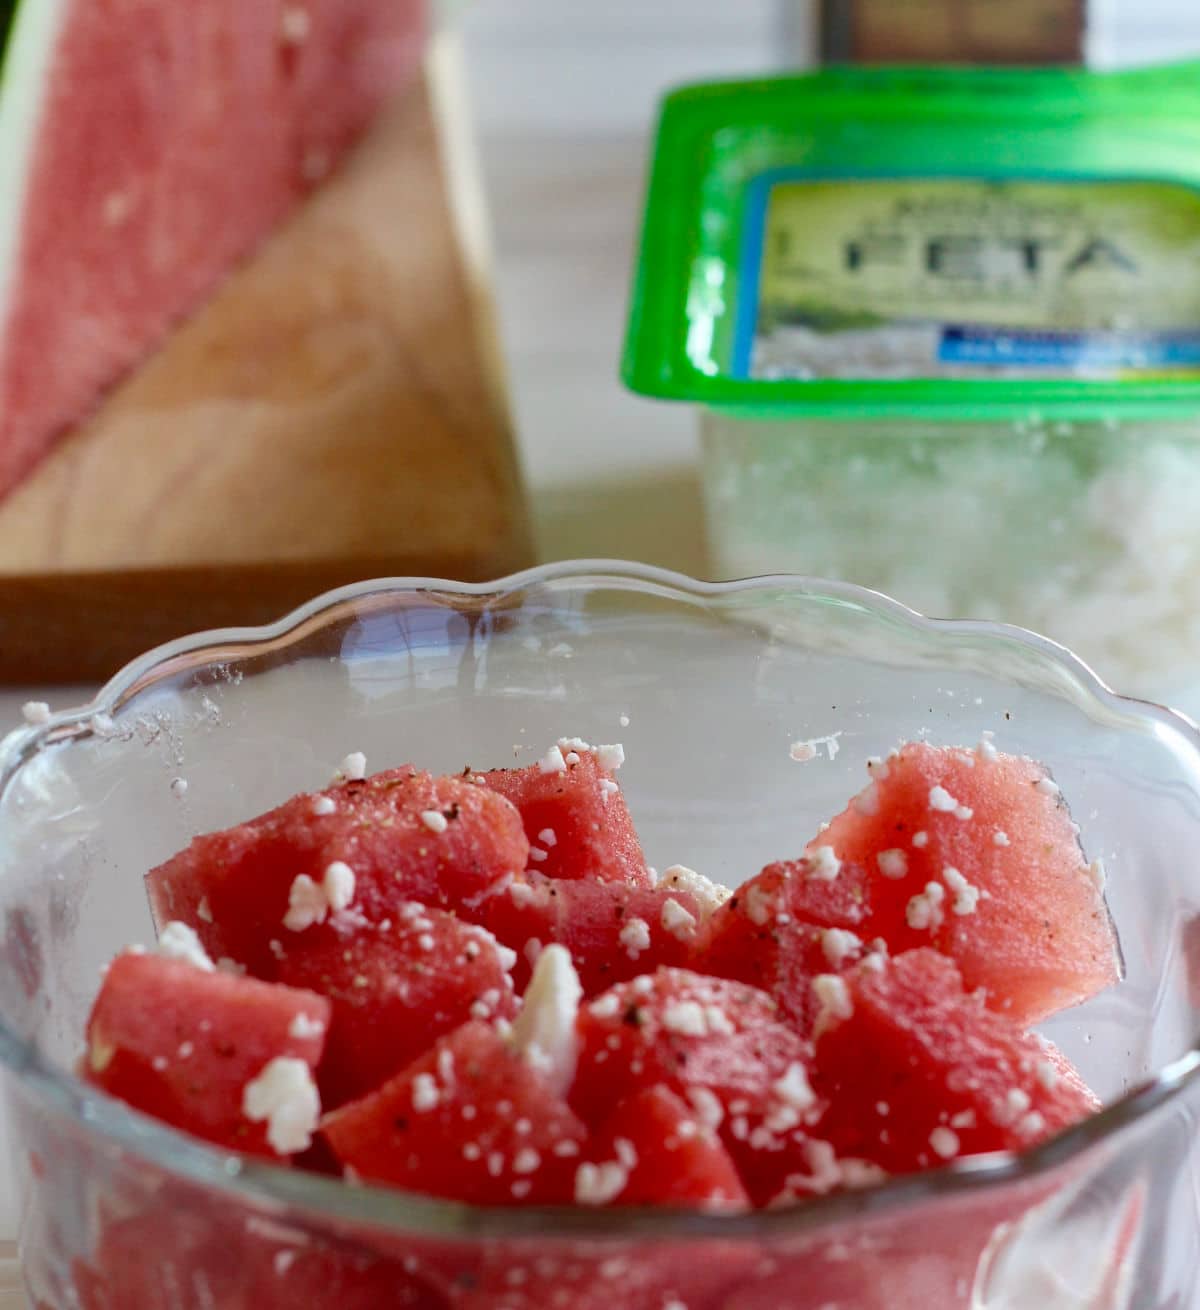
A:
[
  {"left": 810, "top": 949, "right": 1099, "bottom": 1178},
  {"left": 809, "top": 742, "right": 1120, "bottom": 1024},
  {"left": 322, "top": 1020, "right": 587, "bottom": 1204},
  {"left": 84, "top": 951, "right": 330, "bottom": 1158},
  {"left": 0, "top": 0, "right": 423, "bottom": 501},
  {"left": 145, "top": 768, "right": 529, "bottom": 977},
  {"left": 580, "top": 1084, "right": 749, "bottom": 1211},
  {"left": 479, "top": 873, "right": 704, "bottom": 995},
  {"left": 571, "top": 968, "right": 819, "bottom": 1206},
  {"left": 480, "top": 745, "right": 650, "bottom": 886},
  {"left": 696, "top": 857, "right": 879, "bottom": 1037},
  {"left": 274, "top": 905, "right": 518, "bottom": 1108}
]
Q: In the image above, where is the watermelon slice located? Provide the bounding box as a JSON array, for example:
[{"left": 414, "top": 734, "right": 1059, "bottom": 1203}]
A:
[
  {"left": 480, "top": 742, "right": 650, "bottom": 886},
  {"left": 733, "top": 742, "right": 1118, "bottom": 1026},
  {"left": 0, "top": 0, "right": 422, "bottom": 499},
  {"left": 322, "top": 1020, "right": 587, "bottom": 1204},
  {"left": 274, "top": 906, "right": 518, "bottom": 1108},
  {"left": 696, "top": 856, "right": 880, "bottom": 1036},
  {"left": 84, "top": 950, "right": 330, "bottom": 1158},
  {"left": 808, "top": 949, "right": 1099, "bottom": 1181},
  {"left": 579, "top": 1084, "right": 748, "bottom": 1210},
  {"left": 146, "top": 767, "right": 529, "bottom": 977},
  {"left": 479, "top": 873, "right": 704, "bottom": 995}
]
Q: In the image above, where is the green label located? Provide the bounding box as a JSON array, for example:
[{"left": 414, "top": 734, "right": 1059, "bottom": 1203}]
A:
[{"left": 743, "top": 177, "right": 1200, "bottom": 380}]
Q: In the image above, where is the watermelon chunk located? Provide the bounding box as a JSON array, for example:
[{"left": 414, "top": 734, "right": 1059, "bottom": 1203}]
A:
[
  {"left": 808, "top": 949, "right": 1099, "bottom": 1180},
  {"left": 480, "top": 743, "right": 650, "bottom": 886},
  {"left": 0, "top": 0, "right": 422, "bottom": 500},
  {"left": 579, "top": 1085, "right": 748, "bottom": 1211},
  {"left": 811, "top": 742, "right": 1120, "bottom": 1024},
  {"left": 274, "top": 906, "right": 518, "bottom": 1108},
  {"left": 697, "top": 856, "right": 880, "bottom": 1036},
  {"left": 571, "top": 968, "right": 818, "bottom": 1206},
  {"left": 322, "top": 1020, "right": 587, "bottom": 1204},
  {"left": 84, "top": 950, "right": 330, "bottom": 1158},
  {"left": 479, "top": 873, "right": 704, "bottom": 995},
  {"left": 146, "top": 768, "right": 529, "bottom": 977}
]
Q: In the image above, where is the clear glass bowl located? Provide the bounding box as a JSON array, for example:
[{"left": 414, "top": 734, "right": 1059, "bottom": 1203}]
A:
[{"left": 2, "top": 561, "right": 1199, "bottom": 1310}]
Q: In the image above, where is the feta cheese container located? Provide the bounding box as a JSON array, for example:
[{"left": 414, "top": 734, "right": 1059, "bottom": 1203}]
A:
[{"left": 622, "top": 62, "right": 1200, "bottom": 713}]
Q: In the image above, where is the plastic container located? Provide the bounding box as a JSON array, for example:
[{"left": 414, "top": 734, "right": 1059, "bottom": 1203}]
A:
[
  {"left": 622, "top": 64, "right": 1200, "bottom": 713},
  {"left": 3, "top": 561, "right": 1200, "bottom": 1308}
]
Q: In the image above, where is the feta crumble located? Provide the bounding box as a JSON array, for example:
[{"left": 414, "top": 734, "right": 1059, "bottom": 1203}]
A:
[
  {"left": 420, "top": 809, "right": 449, "bottom": 834},
  {"left": 510, "top": 944, "right": 582, "bottom": 1095},
  {"left": 619, "top": 916, "right": 652, "bottom": 959},
  {"left": 928, "top": 785, "right": 959, "bottom": 813},
  {"left": 929, "top": 1126, "right": 960, "bottom": 1159},
  {"left": 335, "top": 752, "right": 367, "bottom": 783},
  {"left": 1035, "top": 776, "right": 1061, "bottom": 797},
  {"left": 412, "top": 1072, "right": 441, "bottom": 1112},
  {"left": 821, "top": 928, "right": 863, "bottom": 969},
  {"left": 538, "top": 746, "right": 567, "bottom": 775},
  {"left": 993, "top": 830, "right": 1011, "bottom": 847},
  {"left": 942, "top": 866, "right": 982, "bottom": 916},
  {"left": 242, "top": 1058, "right": 320, "bottom": 1155},
  {"left": 659, "top": 865, "right": 732, "bottom": 918},
  {"left": 323, "top": 861, "right": 355, "bottom": 912},
  {"left": 807, "top": 845, "right": 841, "bottom": 881},
  {"left": 311, "top": 795, "right": 336, "bottom": 817},
  {"left": 157, "top": 921, "right": 214, "bottom": 972},
  {"left": 812, "top": 974, "right": 853, "bottom": 1037},
  {"left": 912, "top": 830, "right": 929, "bottom": 848},
  {"left": 289, "top": 1012, "right": 325, "bottom": 1040},
  {"left": 575, "top": 1161, "right": 627, "bottom": 1206},
  {"left": 876, "top": 848, "right": 908, "bottom": 880},
  {"left": 661, "top": 898, "right": 698, "bottom": 940},
  {"left": 906, "top": 882, "right": 946, "bottom": 932}
]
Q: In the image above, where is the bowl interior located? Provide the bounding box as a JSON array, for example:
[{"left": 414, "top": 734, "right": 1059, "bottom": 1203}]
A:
[{"left": 2, "top": 568, "right": 1199, "bottom": 1130}]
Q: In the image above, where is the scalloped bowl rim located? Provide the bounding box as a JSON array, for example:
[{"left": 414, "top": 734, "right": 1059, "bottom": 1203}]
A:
[{"left": 1, "top": 558, "right": 1198, "bottom": 1243}]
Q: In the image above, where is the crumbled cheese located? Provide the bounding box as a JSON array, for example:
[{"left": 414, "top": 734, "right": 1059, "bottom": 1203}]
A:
[
  {"left": 840, "top": 1159, "right": 889, "bottom": 1189},
  {"left": 993, "top": 830, "right": 1011, "bottom": 847},
  {"left": 745, "top": 884, "right": 776, "bottom": 926},
  {"left": 510, "top": 944, "right": 582, "bottom": 1095},
  {"left": 537, "top": 828, "right": 558, "bottom": 847},
  {"left": 590, "top": 992, "right": 621, "bottom": 1018},
  {"left": 662, "top": 1000, "right": 709, "bottom": 1037},
  {"left": 859, "top": 951, "right": 886, "bottom": 974},
  {"left": 20, "top": 700, "right": 50, "bottom": 725},
  {"left": 280, "top": 6, "right": 311, "bottom": 44},
  {"left": 951, "top": 1108, "right": 977, "bottom": 1130},
  {"left": 687, "top": 1086, "right": 724, "bottom": 1129},
  {"left": 1035, "top": 1059, "right": 1059, "bottom": 1091},
  {"left": 659, "top": 865, "right": 732, "bottom": 917},
  {"left": 178, "top": 1041, "right": 194, "bottom": 1059},
  {"left": 1087, "top": 858, "right": 1107, "bottom": 892},
  {"left": 598, "top": 778, "right": 620, "bottom": 802},
  {"left": 242, "top": 1058, "right": 320, "bottom": 1154},
  {"left": 197, "top": 898, "right": 213, "bottom": 924},
  {"left": 283, "top": 874, "right": 329, "bottom": 932},
  {"left": 866, "top": 756, "right": 890, "bottom": 781},
  {"left": 1017, "top": 1110, "right": 1046, "bottom": 1137},
  {"left": 807, "top": 845, "right": 841, "bottom": 881},
  {"left": 929, "top": 1126, "right": 960, "bottom": 1159},
  {"left": 1035, "top": 776, "right": 1061, "bottom": 797},
  {"left": 978, "top": 732, "right": 999, "bottom": 762},
  {"left": 412, "top": 1072, "right": 441, "bottom": 1112},
  {"left": 876, "top": 849, "right": 908, "bottom": 880},
  {"left": 929, "top": 785, "right": 959, "bottom": 813},
  {"left": 170, "top": 778, "right": 189, "bottom": 799},
  {"left": 942, "top": 866, "right": 982, "bottom": 916},
  {"left": 335, "top": 752, "right": 367, "bottom": 782},
  {"left": 323, "top": 861, "right": 355, "bottom": 912},
  {"left": 852, "top": 782, "right": 880, "bottom": 816},
  {"left": 875, "top": 1101, "right": 889, "bottom": 1116},
  {"left": 619, "top": 916, "right": 652, "bottom": 959},
  {"left": 954, "top": 804, "right": 974, "bottom": 821},
  {"left": 557, "top": 736, "right": 592, "bottom": 753},
  {"left": 311, "top": 795, "right": 336, "bottom": 817},
  {"left": 613, "top": 1137, "right": 639, "bottom": 1170},
  {"left": 772, "top": 1062, "right": 817, "bottom": 1112},
  {"left": 812, "top": 974, "right": 853, "bottom": 1037},
  {"left": 538, "top": 746, "right": 567, "bottom": 775},
  {"left": 595, "top": 743, "right": 625, "bottom": 771},
  {"left": 417, "top": 933, "right": 435, "bottom": 951},
  {"left": 289, "top": 1012, "right": 325, "bottom": 1040},
  {"left": 564, "top": 752, "right": 581, "bottom": 766},
  {"left": 529, "top": 847, "right": 548, "bottom": 862},
  {"left": 912, "top": 830, "right": 929, "bottom": 848},
  {"left": 704, "top": 1005, "right": 735, "bottom": 1036},
  {"left": 420, "top": 809, "right": 449, "bottom": 834},
  {"left": 574, "top": 1161, "right": 628, "bottom": 1206},
  {"left": 821, "top": 927, "right": 863, "bottom": 969},
  {"left": 661, "top": 898, "right": 698, "bottom": 940},
  {"left": 513, "top": 1148, "right": 541, "bottom": 1175},
  {"left": 906, "top": 882, "right": 946, "bottom": 932},
  {"left": 157, "top": 921, "right": 214, "bottom": 972}
]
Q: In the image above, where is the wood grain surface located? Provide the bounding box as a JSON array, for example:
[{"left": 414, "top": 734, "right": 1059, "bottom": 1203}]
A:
[{"left": 0, "top": 60, "right": 532, "bottom": 683}]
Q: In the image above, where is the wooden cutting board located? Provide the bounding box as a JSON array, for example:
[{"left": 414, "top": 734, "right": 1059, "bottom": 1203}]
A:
[{"left": 0, "top": 43, "right": 532, "bottom": 683}]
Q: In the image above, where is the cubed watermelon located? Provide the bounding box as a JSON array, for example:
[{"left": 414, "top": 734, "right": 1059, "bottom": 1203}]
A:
[
  {"left": 809, "top": 949, "right": 1099, "bottom": 1179},
  {"left": 810, "top": 742, "right": 1120, "bottom": 1024},
  {"left": 579, "top": 1084, "right": 748, "bottom": 1210},
  {"left": 85, "top": 951, "right": 330, "bottom": 1158},
  {"left": 146, "top": 767, "right": 529, "bottom": 977},
  {"left": 322, "top": 1020, "right": 587, "bottom": 1204},
  {"left": 696, "top": 857, "right": 879, "bottom": 1036},
  {"left": 274, "top": 905, "right": 518, "bottom": 1107},
  {"left": 571, "top": 968, "right": 818, "bottom": 1206},
  {"left": 480, "top": 743, "right": 649, "bottom": 886},
  {"left": 479, "top": 873, "right": 703, "bottom": 995}
]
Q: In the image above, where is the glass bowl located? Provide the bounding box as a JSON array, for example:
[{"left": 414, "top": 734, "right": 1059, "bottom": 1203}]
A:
[{"left": 2, "top": 560, "right": 1199, "bottom": 1310}]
